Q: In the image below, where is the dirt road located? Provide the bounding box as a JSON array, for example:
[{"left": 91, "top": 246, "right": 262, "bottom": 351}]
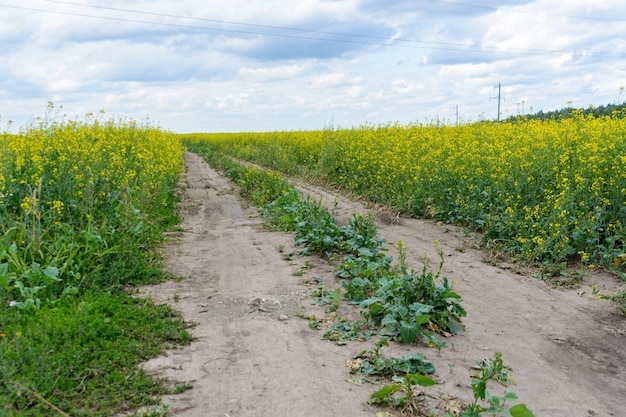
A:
[{"left": 136, "top": 152, "right": 625, "bottom": 417}]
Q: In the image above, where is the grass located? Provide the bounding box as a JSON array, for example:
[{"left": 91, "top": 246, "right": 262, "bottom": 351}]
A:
[{"left": 0, "top": 293, "right": 190, "bottom": 416}]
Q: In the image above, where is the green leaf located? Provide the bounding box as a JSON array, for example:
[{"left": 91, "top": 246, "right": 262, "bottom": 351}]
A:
[
  {"left": 414, "top": 313, "right": 430, "bottom": 326},
  {"left": 360, "top": 298, "right": 380, "bottom": 309},
  {"left": 322, "top": 235, "right": 335, "bottom": 247},
  {"left": 405, "top": 373, "right": 436, "bottom": 387},
  {"left": 504, "top": 391, "right": 519, "bottom": 401},
  {"left": 394, "top": 304, "right": 409, "bottom": 317},
  {"left": 399, "top": 321, "right": 419, "bottom": 343},
  {"left": 395, "top": 353, "right": 436, "bottom": 375},
  {"left": 0, "top": 262, "right": 16, "bottom": 290},
  {"left": 371, "top": 384, "right": 401, "bottom": 402},
  {"left": 381, "top": 315, "right": 399, "bottom": 327},
  {"left": 409, "top": 302, "right": 434, "bottom": 314},
  {"left": 43, "top": 266, "right": 61, "bottom": 282},
  {"left": 472, "top": 379, "right": 487, "bottom": 401},
  {"left": 509, "top": 403, "right": 535, "bottom": 417},
  {"left": 421, "top": 330, "right": 446, "bottom": 348}
]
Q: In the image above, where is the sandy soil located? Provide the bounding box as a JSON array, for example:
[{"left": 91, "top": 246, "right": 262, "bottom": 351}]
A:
[{"left": 134, "top": 152, "right": 625, "bottom": 417}]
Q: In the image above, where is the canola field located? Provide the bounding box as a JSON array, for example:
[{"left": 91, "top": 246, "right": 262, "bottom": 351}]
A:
[
  {"left": 183, "top": 112, "right": 626, "bottom": 272},
  {"left": 1, "top": 116, "right": 183, "bottom": 307}
]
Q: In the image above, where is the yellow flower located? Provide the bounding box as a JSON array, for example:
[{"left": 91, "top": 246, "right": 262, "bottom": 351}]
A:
[{"left": 49, "top": 200, "right": 64, "bottom": 215}]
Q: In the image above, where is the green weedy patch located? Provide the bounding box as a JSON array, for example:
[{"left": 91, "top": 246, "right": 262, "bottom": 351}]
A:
[
  {"left": 0, "top": 292, "right": 191, "bottom": 416},
  {"left": 462, "top": 352, "right": 535, "bottom": 417},
  {"left": 350, "top": 338, "right": 437, "bottom": 411},
  {"left": 351, "top": 339, "right": 435, "bottom": 381},
  {"left": 343, "top": 241, "right": 466, "bottom": 346}
]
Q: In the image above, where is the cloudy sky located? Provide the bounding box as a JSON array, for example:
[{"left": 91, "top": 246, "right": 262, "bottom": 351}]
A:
[{"left": 1, "top": 0, "right": 625, "bottom": 132}]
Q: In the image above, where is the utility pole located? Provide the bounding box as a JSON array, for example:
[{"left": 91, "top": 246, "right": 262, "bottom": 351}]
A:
[
  {"left": 455, "top": 105, "right": 459, "bottom": 126},
  {"left": 490, "top": 82, "right": 504, "bottom": 121}
]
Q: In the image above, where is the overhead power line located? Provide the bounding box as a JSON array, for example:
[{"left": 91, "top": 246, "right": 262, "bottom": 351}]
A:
[
  {"left": 422, "top": 0, "right": 626, "bottom": 23},
  {"left": 0, "top": 0, "right": 624, "bottom": 58},
  {"left": 39, "top": 0, "right": 406, "bottom": 43}
]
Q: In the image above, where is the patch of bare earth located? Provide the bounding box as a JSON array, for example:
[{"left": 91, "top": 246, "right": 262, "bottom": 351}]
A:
[{"left": 134, "top": 152, "right": 625, "bottom": 417}]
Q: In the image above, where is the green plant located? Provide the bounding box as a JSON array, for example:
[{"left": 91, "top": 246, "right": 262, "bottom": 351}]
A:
[
  {"left": 311, "top": 286, "right": 340, "bottom": 313},
  {"left": 462, "top": 352, "right": 534, "bottom": 417},
  {"left": 370, "top": 372, "right": 436, "bottom": 410},
  {"left": 351, "top": 338, "right": 436, "bottom": 381},
  {"left": 171, "top": 383, "right": 193, "bottom": 395},
  {"left": 322, "top": 317, "right": 360, "bottom": 345},
  {"left": 293, "top": 260, "right": 316, "bottom": 276},
  {"left": 346, "top": 338, "right": 437, "bottom": 412},
  {"left": 336, "top": 214, "right": 393, "bottom": 284},
  {"left": 346, "top": 241, "right": 465, "bottom": 345},
  {"left": 341, "top": 213, "right": 386, "bottom": 255},
  {"left": 292, "top": 199, "right": 345, "bottom": 257},
  {"left": 295, "top": 311, "right": 325, "bottom": 329}
]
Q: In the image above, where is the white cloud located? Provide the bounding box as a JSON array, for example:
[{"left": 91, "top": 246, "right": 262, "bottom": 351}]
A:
[
  {"left": 239, "top": 63, "right": 312, "bottom": 82},
  {"left": 0, "top": 0, "right": 625, "bottom": 132}
]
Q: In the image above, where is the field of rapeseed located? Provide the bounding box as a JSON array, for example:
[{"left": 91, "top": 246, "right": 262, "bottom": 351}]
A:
[
  {"left": 183, "top": 111, "right": 626, "bottom": 274},
  {"left": 1, "top": 111, "right": 189, "bottom": 416}
]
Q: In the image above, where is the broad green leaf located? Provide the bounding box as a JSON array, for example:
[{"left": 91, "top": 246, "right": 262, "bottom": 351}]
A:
[
  {"left": 381, "top": 315, "right": 399, "bottom": 327},
  {"left": 399, "top": 322, "right": 419, "bottom": 343},
  {"left": 472, "top": 379, "right": 487, "bottom": 400},
  {"left": 414, "top": 313, "right": 430, "bottom": 326},
  {"left": 360, "top": 298, "right": 380, "bottom": 308},
  {"left": 405, "top": 373, "right": 436, "bottom": 387},
  {"left": 396, "top": 353, "right": 435, "bottom": 374},
  {"left": 388, "top": 304, "right": 408, "bottom": 317},
  {"left": 409, "top": 302, "right": 434, "bottom": 314},
  {"left": 509, "top": 403, "right": 535, "bottom": 417},
  {"left": 371, "top": 384, "right": 401, "bottom": 401}
]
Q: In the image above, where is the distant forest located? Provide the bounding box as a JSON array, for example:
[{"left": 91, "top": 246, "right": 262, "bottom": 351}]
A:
[{"left": 505, "top": 101, "right": 626, "bottom": 122}]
